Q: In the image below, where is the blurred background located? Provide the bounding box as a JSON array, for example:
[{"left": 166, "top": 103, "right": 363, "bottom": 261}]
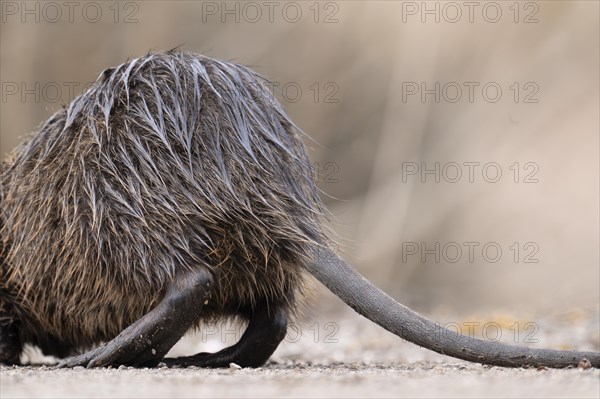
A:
[{"left": 1, "top": 0, "right": 598, "bottom": 322}]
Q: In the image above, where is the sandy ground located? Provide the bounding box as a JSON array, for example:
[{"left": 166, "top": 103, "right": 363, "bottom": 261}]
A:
[{"left": 1, "top": 308, "right": 599, "bottom": 398}]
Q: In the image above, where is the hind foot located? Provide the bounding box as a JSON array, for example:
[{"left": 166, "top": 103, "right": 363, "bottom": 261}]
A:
[
  {"left": 57, "top": 269, "right": 214, "bottom": 368},
  {"left": 163, "top": 303, "right": 287, "bottom": 368}
]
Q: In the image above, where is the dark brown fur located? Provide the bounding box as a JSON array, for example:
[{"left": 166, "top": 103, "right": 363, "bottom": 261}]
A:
[
  {"left": 2, "top": 51, "right": 598, "bottom": 369},
  {"left": 1, "top": 51, "right": 326, "bottom": 362}
]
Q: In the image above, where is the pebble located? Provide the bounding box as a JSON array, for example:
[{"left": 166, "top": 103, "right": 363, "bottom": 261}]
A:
[{"left": 578, "top": 359, "right": 592, "bottom": 370}]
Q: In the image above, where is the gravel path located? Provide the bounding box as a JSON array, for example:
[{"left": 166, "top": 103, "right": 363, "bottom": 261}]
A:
[
  {"left": 2, "top": 362, "right": 599, "bottom": 398},
  {"left": 2, "top": 308, "right": 598, "bottom": 398}
]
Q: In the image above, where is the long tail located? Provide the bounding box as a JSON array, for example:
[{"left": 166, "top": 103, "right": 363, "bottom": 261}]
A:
[{"left": 306, "top": 248, "right": 600, "bottom": 368}]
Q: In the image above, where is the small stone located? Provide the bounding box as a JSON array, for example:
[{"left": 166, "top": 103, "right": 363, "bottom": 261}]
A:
[
  {"left": 204, "top": 299, "right": 209, "bottom": 305},
  {"left": 578, "top": 358, "right": 591, "bottom": 370},
  {"left": 151, "top": 349, "right": 156, "bottom": 355},
  {"left": 118, "top": 365, "right": 127, "bottom": 370},
  {"left": 229, "top": 362, "right": 242, "bottom": 370}
]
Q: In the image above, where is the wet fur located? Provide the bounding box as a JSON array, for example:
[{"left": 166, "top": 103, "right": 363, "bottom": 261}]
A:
[
  {"left": 5, "top": 50, "right": 596, "bottom": 369},
  {"left": 1, "top": 51, "right": 327, "bottom": 361}
]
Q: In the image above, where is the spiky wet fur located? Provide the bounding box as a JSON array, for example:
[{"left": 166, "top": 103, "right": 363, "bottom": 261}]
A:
[{"left": 0, "top": 51, "right": 327, "bottom": 361}]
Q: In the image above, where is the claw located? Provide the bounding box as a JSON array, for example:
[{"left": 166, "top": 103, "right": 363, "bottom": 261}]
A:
[{"left": 56, "top": 346, "right": 104, "bottom": 368}]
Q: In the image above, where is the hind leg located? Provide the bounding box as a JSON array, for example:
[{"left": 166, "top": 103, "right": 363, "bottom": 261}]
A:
[
  {"left": 58, "top": 268, "right": 214, "bottom": 368},
  {"left": 162, "top": 302, "right": 287, "bottom": 368},
  {"left": 0, "top": 319, "right": 21, "bottom": 365}
]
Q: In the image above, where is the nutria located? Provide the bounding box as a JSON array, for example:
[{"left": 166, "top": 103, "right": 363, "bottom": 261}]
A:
[{"left": 0, "top": 51, "right": 598, "bottom": 369}]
